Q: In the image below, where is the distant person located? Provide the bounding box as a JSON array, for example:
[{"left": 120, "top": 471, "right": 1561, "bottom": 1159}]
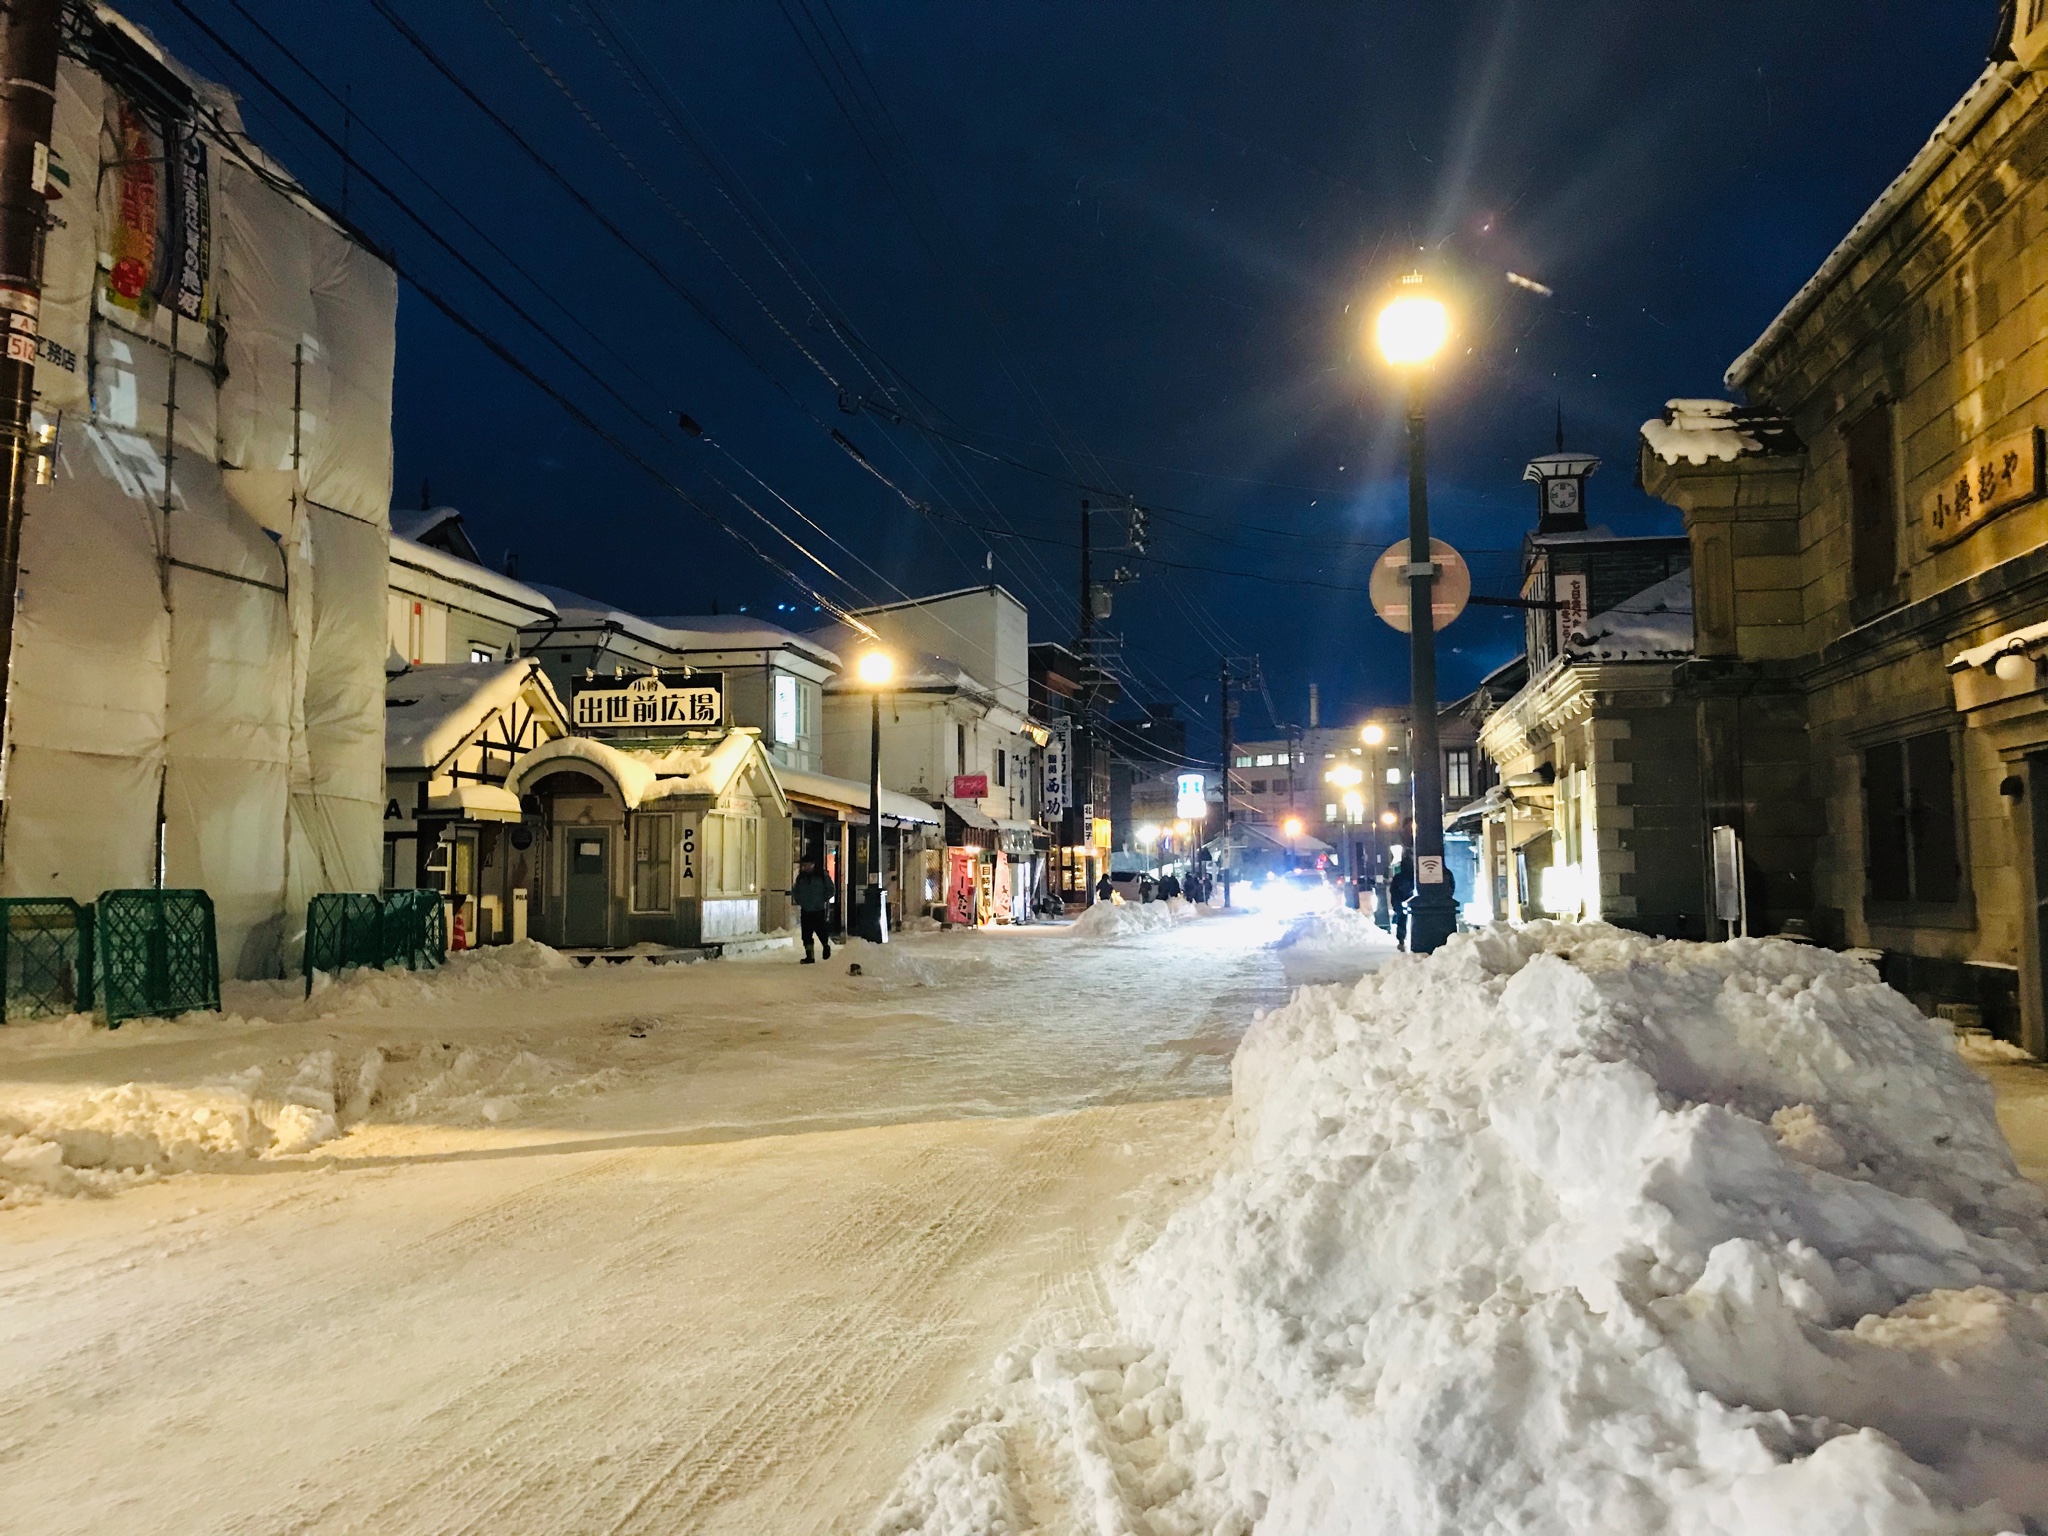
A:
[
  {"left": 789, "top": 857, "right": 836, "bottom": 964},
  {"left": 1388, "top": 858, "right": 1414, "bottom": 951},
  {"left": 1158, "top": 872, "right": 1182, "bottom": 901},
  {"left": 1095, "top": 871, "right": 1114, "bottom": 903}
]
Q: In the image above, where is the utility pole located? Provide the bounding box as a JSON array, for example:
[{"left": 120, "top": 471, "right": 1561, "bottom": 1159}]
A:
[
  {"left": 1078, "top": 498, "right": 1092, "bottom": 651},
  {"left": 1077, "top": 498, "right": 1095, "bottom": 901},
  {"left": 1219, "top": 658, "right": 1233, "bottom": 909},
  {"left": 0, "top": 0, "right": 59, "bottom": 823}
]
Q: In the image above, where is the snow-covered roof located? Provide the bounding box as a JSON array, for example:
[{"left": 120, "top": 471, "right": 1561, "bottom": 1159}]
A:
[
  {"left": 1564, "top": 569, "right": 1694, "bottom": 661},
  {"left": 505, "top": 730, "right": 784, "bottom": 813},
  {"left": 1639, "top": 399, "right": 1801, "bottom": 467},
  {"left": 390, "top": 535, "right": 558, "bottom": 620},
  {"left": 642, "top": 612, "right": 841, "bottom": 666},
  {"left": 777, "top": 767, "right": 943, "bottom": 825},
  {"left": 391, "top": 506, "right": 463, "bottom": 545},
  {"left": 1727, "top": 63, "right": 2019, "bottom": 389},
  {"left": 385, "top": 660, "right": 565, "bottom": 772},
  {"left": 1949, "top": 617, "right": 2048, "bottom": 673}
]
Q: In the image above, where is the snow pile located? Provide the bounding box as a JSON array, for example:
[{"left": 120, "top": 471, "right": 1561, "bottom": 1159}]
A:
[
  {"left": 1270, "top": 904, "right": 1394, "bottom": 952},
  {"left": 1640, "top": 398, "right": 1763, "bottom": 465},
  {"left": 1070, "top": 897, "right": 1200, "bottom": 940},
  {"left": 883, "top": 923, "right": 2048, "bottom": 1534}
]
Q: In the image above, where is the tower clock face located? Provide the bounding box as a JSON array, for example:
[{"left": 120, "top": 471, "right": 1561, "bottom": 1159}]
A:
[{"left": 1546, "top": 479, "right": 1580, "bottom": 514}]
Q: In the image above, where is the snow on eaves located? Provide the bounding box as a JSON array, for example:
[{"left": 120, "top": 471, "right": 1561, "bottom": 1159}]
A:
[
  {"left": 1640, "top": 399, "right": 1800, "bottom": 467},
  {"left": 1726, "top": 62, "right": 2019, "bottom": 389},
  {"left": 385, "top": 659, "right": 561, "bottom": 772},
  {"left": 1566, "top": 568, "right": 1694, "bottom": 660},
  {"left": 1950, "top": 616, "right": 2048, "bottom": 673}
]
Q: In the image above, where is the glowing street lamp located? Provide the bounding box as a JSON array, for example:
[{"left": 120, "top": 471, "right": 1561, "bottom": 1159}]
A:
[
  {"left": 1361, "top": 722, "right": 1385, "bottom": 747},
  {"left": 855, "top": 649, "right": 894, "bottom": 942},
  {"left": 1372, "top": 272, "right": 1456, "bottom": 954}
]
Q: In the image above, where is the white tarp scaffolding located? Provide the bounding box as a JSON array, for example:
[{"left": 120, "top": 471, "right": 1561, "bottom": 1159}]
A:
[{"left": 1, "top": 31, "right": 396, "bottom": 979}]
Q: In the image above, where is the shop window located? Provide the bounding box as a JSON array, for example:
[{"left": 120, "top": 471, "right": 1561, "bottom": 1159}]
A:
[
  {"left": 632, "top": 814, "right": 673, "bottom": 911},
  {"left": 1846, "top": 402, "right": 1898, "bottom": 600},
  {"left": 1864, "top": 731, "right": 1961, "bottom": 905},
  {"left": 1445, "top": 749, "right": 1472, "bottom": 800}
]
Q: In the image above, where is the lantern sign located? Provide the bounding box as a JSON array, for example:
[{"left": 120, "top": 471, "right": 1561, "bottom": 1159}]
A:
[{"left": 1369, "top": 538, "right": 1471, "bottom": 634}]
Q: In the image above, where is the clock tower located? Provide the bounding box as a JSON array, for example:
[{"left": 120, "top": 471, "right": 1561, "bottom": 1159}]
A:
[{"left": 1523, "top": 448, "right": 1599, "bottom": 535}]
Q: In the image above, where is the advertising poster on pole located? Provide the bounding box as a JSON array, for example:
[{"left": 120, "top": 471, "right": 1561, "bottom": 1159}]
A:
[{"left": 945, "top": 848, "right": 977, "bottom": 925}]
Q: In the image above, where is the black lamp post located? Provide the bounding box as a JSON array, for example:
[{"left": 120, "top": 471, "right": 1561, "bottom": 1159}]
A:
[
  {"left": 1376, "top": 275, "right": 1458, "bottom": 954},
  {"left": 855, "top": 649, "right": 894, "bottom": 943}
]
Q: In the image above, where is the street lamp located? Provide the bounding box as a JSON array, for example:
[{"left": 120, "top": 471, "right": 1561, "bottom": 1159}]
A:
[
  {"left": 1361, "top": 722, "right": 1385, "bottom": 747},
  {"left": 1373, "top": 272, "right": 1456, "bottom": 954},
  {"left": 855, "top": 649, "right": 894, "bottom": 942}
]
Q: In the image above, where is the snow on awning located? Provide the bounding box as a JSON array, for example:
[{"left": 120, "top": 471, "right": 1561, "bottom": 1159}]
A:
[
  {"left": 777, "top": 767, "right": 942, "bottom": 825},
  {"left": 426, "top": 783, "right": 524, "bottom": 822},
  {"left": 945, "top": 798, "right": 999, "bottom": 831},
  {"left": 1639, "top": 399, "right": 1799, "bottom": 467}
]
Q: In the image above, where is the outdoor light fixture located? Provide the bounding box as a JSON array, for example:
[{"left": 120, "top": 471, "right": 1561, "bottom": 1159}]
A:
[
  {"left": 1380, "top": 810, "right": 1398, "bottom": 828},
  {"left": 1996, "top": 651, "right": 2031, "bottom": 683},
  {"left": 856, "top": 649, "right": 894, "bottom": 686},
  {"left": 1374, "top": 277, "right": 1449, "bottom": 368},
  {"left": 1282, "top": 816, "right": 1304, "bottom": 839},
  {"left": 1137, "top": 823, "right": 1160, "bottom": 845},
  {"left": 1326, "top": 764, "right": 1363, "bottom": 788},
  {"left": 1361, "top": 722, "right": 1386, "bottom": 746}
]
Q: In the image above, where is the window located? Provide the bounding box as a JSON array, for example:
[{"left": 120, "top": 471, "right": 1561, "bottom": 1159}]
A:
[
  {"left": 1864, "top": 731, "right": 1960, "bottom": 905},
  {"left": 1254, "top": 754, "right": 1274, "bottom": 767},
  {"left": 1249, "top": 779, "right": 1267, "bottom": 794},
  {"left": 1325, "top": 803, "right": 1338, "bottom": 821},
  {"left": 774, "top": 674, "right": 799, "bottom": 744},
  {"left": 1846, "top": 403, "right": 1899, "bottom": 600},
  {"left": 995, "top": 750, "right": 1007, "bottom": 787},
  {"left": 632, "top": 814, "right": 673, "bottom": 911},
  {"left": 469, "top": 645, "right": 496, "bottom": 664},
  {"left": 1235, "top": 755, "right": 1254, "bottom": 768},
  {"left": 1444, "top": 749, "right": 1472, "bottom": 800},
  {"left": 1387, "top": 768, "right": 1403, "bottom": 785},
  {"left": 958, "top": 724, "right": 968, "bottom": 775}
]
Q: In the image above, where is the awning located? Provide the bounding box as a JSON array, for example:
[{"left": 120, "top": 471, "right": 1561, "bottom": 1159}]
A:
[
  {"left": 426, "top": 782, "right": 525, "bottom": 822},
  {"left": 777, "top": 767, "right": 942, "bottom": 826},
  {"left": 945, "top": 798, "right": 998, "bottom": 831},
  {"left": 1448, "top": 785, "right": 1513, "bottom": 829}
]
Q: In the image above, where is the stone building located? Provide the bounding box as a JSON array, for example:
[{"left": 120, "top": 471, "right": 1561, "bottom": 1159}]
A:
[{"left": 1640, "top": 22, "right": 2048, "bottom": 1046}]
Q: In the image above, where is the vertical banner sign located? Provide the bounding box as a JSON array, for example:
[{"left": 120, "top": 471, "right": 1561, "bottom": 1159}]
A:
[
  {"left": 992, "top": 852, "right": 1012, "bottom": 920},
  {"left": 165, "top": 125, "right": 210, "bottom": 322},
  {"left": 945, "top": 848, "right": 977, "bottom": 925},
  {"left": 1043, "top": 723, "right": 1069, "bottom": 819},
  {"left": 105, "top": 97, "right": 161, "bottom": 318},
  {"left": 676, "top": 820, "right": 699, "bottom": 898},
  {"left": 1553, "top": 572, "right": 1589, "bottom": 652}
]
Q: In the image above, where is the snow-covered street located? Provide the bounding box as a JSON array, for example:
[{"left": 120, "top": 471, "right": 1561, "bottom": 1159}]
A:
[{"left": 0, "top": 906, "right": 1369, "bottom": 1535}]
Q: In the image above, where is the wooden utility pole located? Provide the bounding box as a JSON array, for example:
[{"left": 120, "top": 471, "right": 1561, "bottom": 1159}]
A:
[
  {"left": 0, "top": 0, "right": 59, "bottom": 817},
  {"left": 1219, "top": 658, "right": 1233, "bottom": 908}
]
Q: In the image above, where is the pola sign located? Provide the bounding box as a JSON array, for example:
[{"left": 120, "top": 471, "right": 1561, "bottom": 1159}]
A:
[{"left": 572, "top": 672, "right": 722, "bottom": 732}]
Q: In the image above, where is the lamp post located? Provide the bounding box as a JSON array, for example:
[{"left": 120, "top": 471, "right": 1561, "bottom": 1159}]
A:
[
  {"left": 1374, "top": 275, "right": 1457, "bottom": 954},
  {"left": 856, "top": 649, "right": 894, "bottom": 942}
]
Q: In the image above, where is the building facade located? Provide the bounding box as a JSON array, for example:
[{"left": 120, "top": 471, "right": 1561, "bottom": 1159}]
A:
[{"left": 1637, "top": 29, "right": 2048, "bottom": 1045}]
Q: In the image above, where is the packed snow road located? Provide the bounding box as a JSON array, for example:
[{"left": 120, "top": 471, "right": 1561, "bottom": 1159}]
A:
[{"left": 0, "top": 904, "right": 1375, "bottom": 1536}]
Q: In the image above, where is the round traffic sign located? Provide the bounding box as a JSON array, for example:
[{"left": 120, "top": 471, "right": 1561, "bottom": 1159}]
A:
[{"left": 1369, "top": 538, "right": 1471, "bottom": 634}]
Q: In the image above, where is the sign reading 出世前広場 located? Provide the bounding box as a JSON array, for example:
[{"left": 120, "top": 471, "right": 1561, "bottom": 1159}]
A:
[
  {"left": 1925, "top": 428, "right": 2045, "bottom": 550},
  {"left": 571, "top": 673, "right": 722, "bottom": 732}
]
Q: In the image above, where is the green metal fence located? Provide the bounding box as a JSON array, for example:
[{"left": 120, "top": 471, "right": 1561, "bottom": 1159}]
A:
[
  {"left": 94, "top": 889, "right": 219, "bottom": 1027},
  {"left": 0, "top": 897, "right": 93, "bottom": 1020},
  {"left": 303, "top": 889, "right": 446, "bottom": 992}
]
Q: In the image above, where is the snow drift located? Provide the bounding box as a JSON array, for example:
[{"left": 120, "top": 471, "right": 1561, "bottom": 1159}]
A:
[
  {"left": 1269, "top": 904, "right": 1394, "bottom": 952},
  {"left": 1070, "top": 898, "right": 1201, "bottom": 940},
  {"left": 881, "top": 922, "right": 2048, "bottom": 1535}
]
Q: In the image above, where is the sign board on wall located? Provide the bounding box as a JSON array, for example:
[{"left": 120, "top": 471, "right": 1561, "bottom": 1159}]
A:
[
  {"left": 1043, "top": 724, "right": 1070, "bottom": 818},
  {"left": 945, "top": 847, "right": 977, "bottom": 924},
  {"left": 992, "top": 852, "right": 1012, "bottom": 920},
  {"left": 1924, "top": 427, "right": 2044, "bottom": 550},
  {"left": 676, "top": 818, "right": 699, "bottom": 897},
  {"left": 572, "top": 672, "right": 722, "bottom": 732},
  {"left": 1175, "top": 773, "right": 1206, "bottom": 820},
  {"left": 1553, "top": 572, "right": 1589, "bottom": 651},
  {"left": 952, "top": 774, "right": 989, "bottom": 800}
]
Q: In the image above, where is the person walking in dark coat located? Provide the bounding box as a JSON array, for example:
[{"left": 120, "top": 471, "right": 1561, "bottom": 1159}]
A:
[
  {"left": 1387, "top": 857, "right": 1414, "bottom": 952},
  {"left": 790, "top": 857, "right": 836, "bottom": 963}
]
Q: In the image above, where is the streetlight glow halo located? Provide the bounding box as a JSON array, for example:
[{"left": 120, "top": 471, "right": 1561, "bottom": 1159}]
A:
[
  {"left": 1375, "top": 291, "right": 1449, "bottom": 367},
  {"left": 855, "top": 649, "right": 894, "bottom": 686}
]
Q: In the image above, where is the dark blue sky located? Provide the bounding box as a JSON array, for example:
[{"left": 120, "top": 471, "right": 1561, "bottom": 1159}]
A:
[{"left": 136, "top": 1, "right": 1989, "bottom": 751}]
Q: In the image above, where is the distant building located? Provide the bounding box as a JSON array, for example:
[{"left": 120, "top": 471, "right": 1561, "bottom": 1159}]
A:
[{"left": 388, "top": 508, "right": 557, "bottom": 667}]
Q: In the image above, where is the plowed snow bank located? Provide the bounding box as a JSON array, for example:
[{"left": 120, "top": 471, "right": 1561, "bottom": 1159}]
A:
[
  {"left": 1070, "top": 898, "right": 1200, "bottom": 940},
  {"left": 883, "top": 923, "right": 2048, "bottom": 1534}
]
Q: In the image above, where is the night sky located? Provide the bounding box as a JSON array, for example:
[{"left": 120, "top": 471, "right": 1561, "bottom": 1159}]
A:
[{"left": 132, "top": 1, "right": 1989, "bottom": 756}]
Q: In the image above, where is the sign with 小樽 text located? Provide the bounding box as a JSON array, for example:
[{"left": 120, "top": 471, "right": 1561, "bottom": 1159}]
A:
[
  {"left": 572, "top": 673, "right": 722, "bottom": 732},
  {"left": 1926, "top": 428, "right": 2043, "bottom": 549}
]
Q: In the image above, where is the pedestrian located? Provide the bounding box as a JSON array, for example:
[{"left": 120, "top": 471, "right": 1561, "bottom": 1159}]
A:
[
  {"left": 1095, "top": 870, "right": 1114, "bottom": 903},
  {"left": 1159, "top": 871, "right": 1182, "bottom": 901},
  {"left": 789, "top": 856, "right": 836, "bottom": 964},
  {"left": 1388, "top": 857, "right": 1414, "bottom": 951}
]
